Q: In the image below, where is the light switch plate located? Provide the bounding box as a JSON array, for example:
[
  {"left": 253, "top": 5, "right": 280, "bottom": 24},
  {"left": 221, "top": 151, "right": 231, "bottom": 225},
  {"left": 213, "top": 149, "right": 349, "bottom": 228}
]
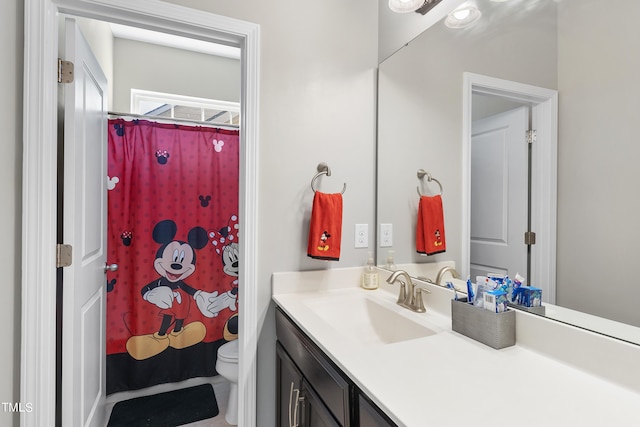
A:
[
  {"left": 355, "top": 224, "right": 368, "bottom": 248},
  {"left": 380, "top": 223, "right": 393, "bottom": 247}
]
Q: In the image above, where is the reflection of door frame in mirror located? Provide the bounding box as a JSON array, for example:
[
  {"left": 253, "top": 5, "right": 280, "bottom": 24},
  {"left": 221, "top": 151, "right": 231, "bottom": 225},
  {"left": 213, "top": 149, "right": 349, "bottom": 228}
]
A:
[
  {"left": 462, "top": 73, "right": 558, "bottom": 303},
  {"left": 22, "top": 1, "right": 259, "bottom": 426}
]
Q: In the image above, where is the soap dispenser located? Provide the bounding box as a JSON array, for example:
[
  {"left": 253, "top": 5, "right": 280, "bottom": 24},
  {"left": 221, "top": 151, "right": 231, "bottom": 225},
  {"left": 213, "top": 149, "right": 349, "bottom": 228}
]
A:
[{"left": 361, "top": 252, "right": 379, "bottom": 290}]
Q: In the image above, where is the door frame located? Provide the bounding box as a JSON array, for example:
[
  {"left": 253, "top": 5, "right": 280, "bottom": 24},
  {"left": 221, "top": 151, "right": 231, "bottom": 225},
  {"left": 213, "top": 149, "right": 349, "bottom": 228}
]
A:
[
  {"left": 462, "top": 72, "right": 557, "bottom": 303},
  {"left": 21, "top": 1, "right": 260, "bottom": 426}
]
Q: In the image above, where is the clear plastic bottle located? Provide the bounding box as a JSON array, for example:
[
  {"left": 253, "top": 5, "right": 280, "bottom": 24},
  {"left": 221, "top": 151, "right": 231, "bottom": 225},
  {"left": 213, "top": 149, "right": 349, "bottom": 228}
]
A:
[{"left": 361, "top": 252, "right": 379, "bottom": 290}]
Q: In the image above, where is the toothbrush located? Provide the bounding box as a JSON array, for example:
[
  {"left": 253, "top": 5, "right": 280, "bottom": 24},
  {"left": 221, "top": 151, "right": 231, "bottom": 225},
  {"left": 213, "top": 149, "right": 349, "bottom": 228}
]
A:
[
  {"left": 466, "top": 278, "right": 475, "bottom": 304},
  {"left": 446, "top": 281, "right": 459, "bottom": 300}
]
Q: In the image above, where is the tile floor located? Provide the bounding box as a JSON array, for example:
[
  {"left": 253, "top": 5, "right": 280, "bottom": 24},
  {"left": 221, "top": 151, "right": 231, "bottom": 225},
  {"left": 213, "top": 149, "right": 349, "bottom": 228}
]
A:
[{"left": 105, "top": 377, "right": 234, "bottom": 427}]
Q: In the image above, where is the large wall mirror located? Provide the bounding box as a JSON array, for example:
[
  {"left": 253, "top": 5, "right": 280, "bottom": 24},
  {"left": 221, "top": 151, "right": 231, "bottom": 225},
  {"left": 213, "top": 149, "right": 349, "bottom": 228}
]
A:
[{"left": 377, "top": 0, "right": 640, "bottom": 344}]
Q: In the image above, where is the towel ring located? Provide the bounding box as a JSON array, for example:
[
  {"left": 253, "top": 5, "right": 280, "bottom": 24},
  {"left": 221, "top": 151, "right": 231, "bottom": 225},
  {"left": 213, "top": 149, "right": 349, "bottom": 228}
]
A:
[
  {"left": 416, "top": 169, "right": 443, "bottom": 196},
  {"left": 311, "top": 162, "right": 347, "bottom": 194}
]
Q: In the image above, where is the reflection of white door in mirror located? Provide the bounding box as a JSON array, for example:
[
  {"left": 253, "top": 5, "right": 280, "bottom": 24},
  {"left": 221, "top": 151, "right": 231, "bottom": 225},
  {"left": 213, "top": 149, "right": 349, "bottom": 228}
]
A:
[
  {"left": 470, "top": 106, "right": 528, "bottom": 281},
  {"left": 462, "top": 73, "right": 558, "bottom": 305}
]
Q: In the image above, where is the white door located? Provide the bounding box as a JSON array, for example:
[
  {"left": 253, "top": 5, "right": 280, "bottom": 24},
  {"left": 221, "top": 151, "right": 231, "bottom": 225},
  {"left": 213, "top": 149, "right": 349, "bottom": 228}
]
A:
[
  {"left": 470, "top": 106, "right": 528, "bottom": 280},
  {"left": 61, "top": 18, "right": 109, "bottom": 427}
]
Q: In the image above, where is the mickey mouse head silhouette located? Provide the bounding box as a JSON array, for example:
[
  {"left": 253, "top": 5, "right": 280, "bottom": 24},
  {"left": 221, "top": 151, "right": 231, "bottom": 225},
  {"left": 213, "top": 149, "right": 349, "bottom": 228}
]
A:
[
  {"left": 113, "top": 123, "right": 124, "bottom": 136},
  {"left": 199, "top": 195, "right": 212, "bottom": 207},
  {"left": 155, "top": 150, "right": 170, "bottom": 165},
  {"left": 120, "top": 231, "right": 132, "bottom": 246},
  {"left": 212, "top": 139, "right": 224, "bottom": 152}
]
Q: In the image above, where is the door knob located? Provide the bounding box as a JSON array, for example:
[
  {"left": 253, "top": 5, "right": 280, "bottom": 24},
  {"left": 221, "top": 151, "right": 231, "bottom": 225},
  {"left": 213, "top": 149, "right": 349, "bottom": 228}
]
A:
[{"left": 104, "top": 263, "right": 119, "bottom": 273}]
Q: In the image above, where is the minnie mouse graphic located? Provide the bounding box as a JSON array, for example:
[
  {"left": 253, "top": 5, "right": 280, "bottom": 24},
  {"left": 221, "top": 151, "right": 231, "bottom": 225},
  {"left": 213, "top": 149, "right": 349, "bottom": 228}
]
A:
[
  {"left": 125, "top": 219, "right": 237, "bottom": 360},
  {"left": 208, "top": 215, "right": 240, "bottom": 341}
]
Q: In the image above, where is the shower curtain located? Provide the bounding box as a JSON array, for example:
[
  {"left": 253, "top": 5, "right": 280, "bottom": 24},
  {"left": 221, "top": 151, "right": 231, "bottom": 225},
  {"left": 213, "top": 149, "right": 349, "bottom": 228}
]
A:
[{"left": 105, "top": 118, "right": 239, "bottom": 394}]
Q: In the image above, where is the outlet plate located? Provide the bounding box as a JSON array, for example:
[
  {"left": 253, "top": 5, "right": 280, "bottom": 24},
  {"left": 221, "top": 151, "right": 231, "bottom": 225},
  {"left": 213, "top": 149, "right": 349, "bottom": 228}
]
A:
[{"left": 355, "top": 224, "right": 368, "bottom": 248}]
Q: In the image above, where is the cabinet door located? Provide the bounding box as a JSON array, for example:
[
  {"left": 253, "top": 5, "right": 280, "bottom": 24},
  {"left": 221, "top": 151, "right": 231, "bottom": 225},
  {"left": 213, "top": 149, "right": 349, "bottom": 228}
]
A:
[
  {"left": 358, "top": 394, "right": 397, "bottom": 427},
  {"left": 276, "top": 308, "right": 352, "bottom": 426},
  {"left": 277, "top": 343, "right": 304, "bottom": 427},
  {"left": 302, "top": 380, "right": 341, "bottom": 427}
]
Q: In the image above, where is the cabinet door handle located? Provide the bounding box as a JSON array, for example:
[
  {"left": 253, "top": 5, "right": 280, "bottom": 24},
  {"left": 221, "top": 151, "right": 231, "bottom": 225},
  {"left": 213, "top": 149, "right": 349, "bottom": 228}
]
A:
[{"left": 288, "top": 382, "right": 301, "bottom": 427}]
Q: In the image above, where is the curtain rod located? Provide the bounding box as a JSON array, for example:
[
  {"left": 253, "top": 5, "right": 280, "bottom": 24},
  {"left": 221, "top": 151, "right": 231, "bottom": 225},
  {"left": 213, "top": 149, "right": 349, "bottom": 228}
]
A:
[{"left": 107, "top": 111, "right": 240, "bottom": 130}]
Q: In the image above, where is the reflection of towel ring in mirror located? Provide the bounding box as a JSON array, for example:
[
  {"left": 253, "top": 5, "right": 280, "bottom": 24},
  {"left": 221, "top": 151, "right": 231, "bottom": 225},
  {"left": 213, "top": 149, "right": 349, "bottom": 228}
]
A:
[
  {"left": 311, "top": 162, "right": 347, "bottom": 194},
  {"left": 416, "top": 169, "right": 443, "bottom": 196}
]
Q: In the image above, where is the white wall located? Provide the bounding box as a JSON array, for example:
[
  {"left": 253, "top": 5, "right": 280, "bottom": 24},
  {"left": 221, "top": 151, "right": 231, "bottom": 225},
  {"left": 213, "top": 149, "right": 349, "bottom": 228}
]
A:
[
  {"left": 112, "top": 38, "right": 240, "bottom": 112},
  {"left": 377, "top": 0, "right": 557, "bottom": 269},
  {"left": 556, "top": 0, "right": 640, "bottom": 325},
  {"left": 2, "top": 1, "right": 22, "bottom": 424}
]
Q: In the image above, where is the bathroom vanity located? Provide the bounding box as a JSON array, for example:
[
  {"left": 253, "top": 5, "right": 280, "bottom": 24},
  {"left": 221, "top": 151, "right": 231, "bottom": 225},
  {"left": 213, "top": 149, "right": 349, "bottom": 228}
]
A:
[
  {"left": 276, "top": 307, "right": 395, "bottom": 426},
  {"left": 272, "top": 267, "right": 640, "bottom": 427}
]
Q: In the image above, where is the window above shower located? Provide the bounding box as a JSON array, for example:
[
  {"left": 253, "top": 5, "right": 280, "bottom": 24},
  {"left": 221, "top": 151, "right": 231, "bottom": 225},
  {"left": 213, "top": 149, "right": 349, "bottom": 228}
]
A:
[{"left": 131, "top": 89, "right": 240, "bottom": 126}]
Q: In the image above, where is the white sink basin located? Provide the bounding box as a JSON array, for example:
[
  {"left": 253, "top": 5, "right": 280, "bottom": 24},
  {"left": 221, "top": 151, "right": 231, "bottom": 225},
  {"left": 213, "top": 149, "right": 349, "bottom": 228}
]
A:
[{"left": 303, "top": 292, "right": 440, "bottom": 345}]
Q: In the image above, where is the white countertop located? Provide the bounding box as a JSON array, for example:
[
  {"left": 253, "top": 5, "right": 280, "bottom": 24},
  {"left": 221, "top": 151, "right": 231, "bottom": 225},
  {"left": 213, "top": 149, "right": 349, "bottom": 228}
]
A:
[{"left": 272, "top": 268, "right": 640, "bottom": 427}]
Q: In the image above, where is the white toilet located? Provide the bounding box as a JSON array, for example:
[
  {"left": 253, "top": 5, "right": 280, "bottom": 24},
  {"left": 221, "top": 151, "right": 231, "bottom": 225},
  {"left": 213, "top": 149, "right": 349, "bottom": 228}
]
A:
[{"left": 216, "top": 339, "right": 239, "bottom": 425}]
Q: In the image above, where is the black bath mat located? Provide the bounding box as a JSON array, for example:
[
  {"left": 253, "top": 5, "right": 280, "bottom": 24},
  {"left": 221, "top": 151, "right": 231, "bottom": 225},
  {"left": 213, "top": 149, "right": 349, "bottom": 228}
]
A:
[{"left": 107, "top": 383, "right": 219, "bottom": 427}]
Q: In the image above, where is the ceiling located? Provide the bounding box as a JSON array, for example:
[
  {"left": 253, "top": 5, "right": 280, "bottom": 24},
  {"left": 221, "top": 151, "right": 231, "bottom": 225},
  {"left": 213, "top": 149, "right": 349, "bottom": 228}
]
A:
[{"left": 109, "top": 23, "right": 241, "bottom": 59}]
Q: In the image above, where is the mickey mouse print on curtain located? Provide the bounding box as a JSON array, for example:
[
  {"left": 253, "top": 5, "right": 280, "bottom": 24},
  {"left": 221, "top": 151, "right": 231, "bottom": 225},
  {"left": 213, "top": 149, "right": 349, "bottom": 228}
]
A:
[{"left": 105, "top": 118, "right": 239, "bottom": 394}]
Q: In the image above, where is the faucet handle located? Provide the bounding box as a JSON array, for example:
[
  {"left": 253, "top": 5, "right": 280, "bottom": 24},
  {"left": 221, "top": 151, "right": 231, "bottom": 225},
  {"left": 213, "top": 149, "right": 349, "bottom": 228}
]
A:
[{"left": 413, "top": 287, "right": 429, "bottom": 313}]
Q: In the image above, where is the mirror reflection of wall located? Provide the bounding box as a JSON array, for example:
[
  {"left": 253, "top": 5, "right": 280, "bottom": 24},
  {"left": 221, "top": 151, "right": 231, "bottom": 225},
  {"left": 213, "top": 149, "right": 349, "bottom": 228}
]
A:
[
  {"left": 377, "top": 0, "right": 556, "bottom": 267},
  {"left": 377, "top": 0, "right": 640, "bottom": 333}
]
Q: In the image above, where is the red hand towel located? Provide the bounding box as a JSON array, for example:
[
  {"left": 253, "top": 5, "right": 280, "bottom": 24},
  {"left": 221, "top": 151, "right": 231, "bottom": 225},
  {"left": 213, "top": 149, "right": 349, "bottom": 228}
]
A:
[
  {"left": 416, "top": 195, "right": 446, "bottom": 256},
  {"left": 307, "top": 191, "right": 343, "bottom": 261}
]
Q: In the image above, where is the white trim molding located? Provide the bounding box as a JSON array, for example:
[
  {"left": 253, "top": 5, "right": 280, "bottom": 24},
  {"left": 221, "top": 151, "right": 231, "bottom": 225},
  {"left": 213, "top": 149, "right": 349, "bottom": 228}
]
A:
[
  {"left": 462, "top": 72, "right": 557, "bottom": 304},
  {"left": 21, "top": 1, "right": 260, "bottom": 426}
]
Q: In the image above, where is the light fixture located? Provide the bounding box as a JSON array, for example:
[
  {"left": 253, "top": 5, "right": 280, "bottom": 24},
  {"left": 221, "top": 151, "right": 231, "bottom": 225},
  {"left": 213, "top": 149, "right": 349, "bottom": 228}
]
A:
[
  {"left": 389, "top": 0, "right": 444, "bottom": 15},
  {"left": 444, "top": 5, "right": 482, "bottom": 28}
]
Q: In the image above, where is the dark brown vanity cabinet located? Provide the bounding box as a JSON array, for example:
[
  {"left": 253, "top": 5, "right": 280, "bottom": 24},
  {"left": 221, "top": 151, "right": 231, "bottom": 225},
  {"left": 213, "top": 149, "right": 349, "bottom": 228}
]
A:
[
  {"left": 277, "top": 344, "right": 341, "bottom": 427},
  {"left": 276, "top": 307, "right": 396, "bottom": 427}
]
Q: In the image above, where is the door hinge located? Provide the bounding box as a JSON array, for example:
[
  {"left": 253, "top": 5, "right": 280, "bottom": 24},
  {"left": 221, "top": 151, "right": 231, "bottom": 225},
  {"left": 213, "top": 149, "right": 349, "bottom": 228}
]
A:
[
  {"left": 56, "top": 244, "right": 73, "bottom": 268},
  {"left": 526, "top": 129, "right": 537, "bottom": 144},
  {"left": 524, "top": 231, "right": 536, "bottom": 245},
  {"left": 58, "top": 59, "right": 74, "bottom": 84}
]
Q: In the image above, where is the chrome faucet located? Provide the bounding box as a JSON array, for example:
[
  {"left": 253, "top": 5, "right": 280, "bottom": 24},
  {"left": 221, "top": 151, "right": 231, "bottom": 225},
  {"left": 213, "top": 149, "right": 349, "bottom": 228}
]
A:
[
  {"left": 435, "top": 266, "right": 461, "bottom": 286},
  {"left": 386, "top": 270, "right": 430, "bottom": 313}
]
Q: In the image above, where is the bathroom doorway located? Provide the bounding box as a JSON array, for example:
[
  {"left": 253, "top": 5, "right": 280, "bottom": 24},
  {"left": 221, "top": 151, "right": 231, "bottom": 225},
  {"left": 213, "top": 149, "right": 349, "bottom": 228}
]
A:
[
  {"left": 462, "top": 72, "right": 558, "bottom": 303},
  {"left": 22, "top": 1, "right": 259, "bottom": 426}
]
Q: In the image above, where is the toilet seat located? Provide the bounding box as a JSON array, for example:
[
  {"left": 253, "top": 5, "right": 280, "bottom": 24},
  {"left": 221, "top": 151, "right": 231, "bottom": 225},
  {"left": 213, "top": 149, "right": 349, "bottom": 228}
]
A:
[{"left": 217, "top": 339, "right": 238, "bottom": 363}]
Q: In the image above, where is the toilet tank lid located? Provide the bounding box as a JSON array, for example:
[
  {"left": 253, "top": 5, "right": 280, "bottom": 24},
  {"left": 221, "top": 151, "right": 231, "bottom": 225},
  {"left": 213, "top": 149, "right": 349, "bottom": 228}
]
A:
[{"left": 218, "top": 339, "right": 239, "bottom": 359}]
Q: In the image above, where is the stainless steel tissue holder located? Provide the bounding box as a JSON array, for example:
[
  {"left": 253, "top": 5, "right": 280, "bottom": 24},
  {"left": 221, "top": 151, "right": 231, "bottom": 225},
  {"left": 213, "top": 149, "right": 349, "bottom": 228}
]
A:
[{"left": 451, "top": 298, "right": 515, "bottom": 349}]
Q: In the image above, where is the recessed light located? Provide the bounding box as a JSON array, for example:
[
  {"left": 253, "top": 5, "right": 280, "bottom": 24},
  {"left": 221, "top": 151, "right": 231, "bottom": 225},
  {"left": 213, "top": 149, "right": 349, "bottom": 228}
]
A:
[
  {"left": 453, "top": 9, "right": 472, "bottom": 20},
  {"left": 388, "top": 0, "right": 425, "bottom": 13},
  {"left": 445, "top": 5, "right": 482, "bottom": 28}
]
